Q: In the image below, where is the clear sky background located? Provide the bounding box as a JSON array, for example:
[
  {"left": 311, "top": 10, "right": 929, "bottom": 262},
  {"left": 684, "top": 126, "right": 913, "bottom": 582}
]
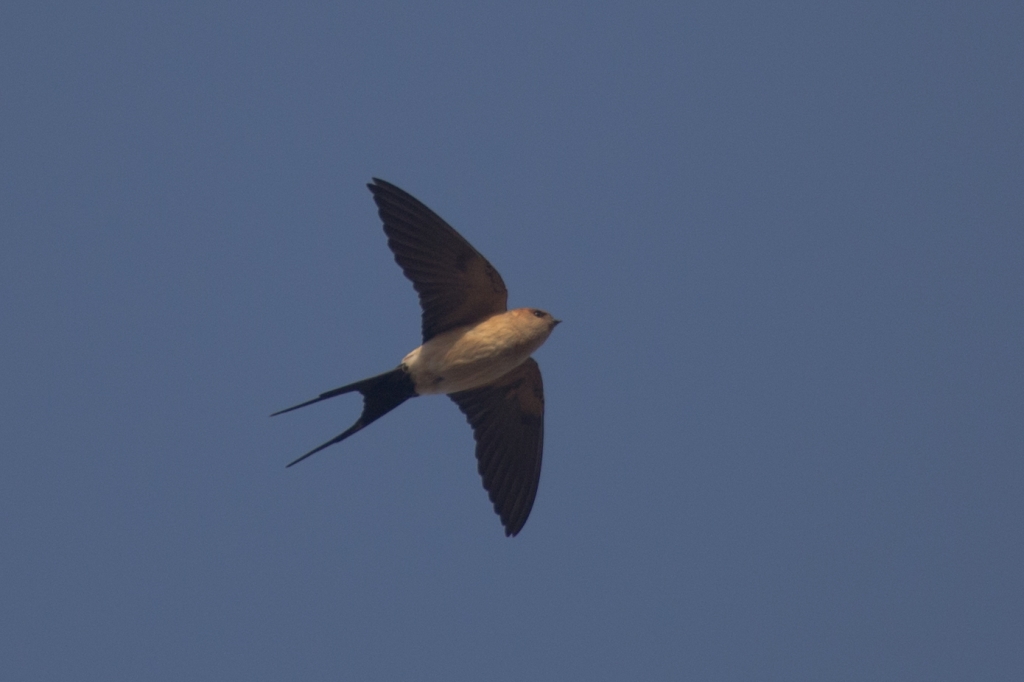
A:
[{"left": 2, "top": 2, "right": 1022, "bottom": 680}]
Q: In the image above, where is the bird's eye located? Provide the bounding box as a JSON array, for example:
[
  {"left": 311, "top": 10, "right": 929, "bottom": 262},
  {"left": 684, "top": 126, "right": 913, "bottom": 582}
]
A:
[{"left": 532, "top": 310, "right": 546, "bottom": 318}]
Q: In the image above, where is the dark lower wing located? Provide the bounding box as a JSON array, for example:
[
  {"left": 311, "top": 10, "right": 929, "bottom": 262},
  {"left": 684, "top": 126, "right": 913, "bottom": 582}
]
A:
[{"left": 450, "top": 358, "right": 544, "bottom": 537}]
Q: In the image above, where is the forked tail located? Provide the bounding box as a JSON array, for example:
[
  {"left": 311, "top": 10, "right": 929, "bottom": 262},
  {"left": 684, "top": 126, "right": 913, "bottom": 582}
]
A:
[{"left": 272, "top": 366, "right": 417, "bottom": 467}]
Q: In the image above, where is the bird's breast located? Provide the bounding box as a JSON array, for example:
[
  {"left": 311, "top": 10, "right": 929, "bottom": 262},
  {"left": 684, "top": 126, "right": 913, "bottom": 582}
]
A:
[{"left": 402, "top": 313, "right": 551, "bottom": 395}]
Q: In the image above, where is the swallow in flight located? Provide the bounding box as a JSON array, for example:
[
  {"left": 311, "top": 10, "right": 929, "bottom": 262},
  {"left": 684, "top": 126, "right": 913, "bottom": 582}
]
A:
[{"left": 274, "top": 179, "right": 560, "bottom": 536}]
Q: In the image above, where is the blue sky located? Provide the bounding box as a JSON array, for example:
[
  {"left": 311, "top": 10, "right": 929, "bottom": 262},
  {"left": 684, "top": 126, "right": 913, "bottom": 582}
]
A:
[{"left": 2, "top": 2, "right": 1022, "bottom": 680}]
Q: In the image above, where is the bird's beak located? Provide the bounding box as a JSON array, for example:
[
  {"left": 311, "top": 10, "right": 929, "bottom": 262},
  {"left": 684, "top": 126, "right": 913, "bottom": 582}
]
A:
[{"left": 552, "top": 319, "right": 562, "bottom": 326}]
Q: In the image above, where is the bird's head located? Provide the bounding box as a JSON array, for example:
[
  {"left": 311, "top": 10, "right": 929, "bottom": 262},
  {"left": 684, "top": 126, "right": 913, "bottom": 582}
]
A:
[{"left": 512, "top": 307, "right": 561, "bottom": 335}]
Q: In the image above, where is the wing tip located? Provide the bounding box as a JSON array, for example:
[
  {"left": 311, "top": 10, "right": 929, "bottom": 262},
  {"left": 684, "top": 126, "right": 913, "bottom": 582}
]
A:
[
  {"left": 368, "top": 177, "right": 396, "bottom": 194},
  {"left": 503, "top": 518, "right": 526, "bottom": 537}
]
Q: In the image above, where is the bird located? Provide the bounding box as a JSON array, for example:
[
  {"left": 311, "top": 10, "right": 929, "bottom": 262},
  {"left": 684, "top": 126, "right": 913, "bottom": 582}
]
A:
[{"left": 273, "top": 178, "right": 560, "bottom": 536}]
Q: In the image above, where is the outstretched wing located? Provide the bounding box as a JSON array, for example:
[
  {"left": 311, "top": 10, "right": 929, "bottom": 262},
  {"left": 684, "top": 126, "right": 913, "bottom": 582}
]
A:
[
  {"left": 449, "top": 358, "right": 544, "bottom": 537},
  {"left": 368, "top": 178, "right": 508, "bottom": 342}
]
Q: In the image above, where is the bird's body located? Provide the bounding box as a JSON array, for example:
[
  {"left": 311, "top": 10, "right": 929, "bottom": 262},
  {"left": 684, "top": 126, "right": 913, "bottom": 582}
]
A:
[
  {"left": 274, "top": 179, "right": 559, "bottom": 536},
  {"left": 404, "top": 309, "right": 555, "bottom": 395}
]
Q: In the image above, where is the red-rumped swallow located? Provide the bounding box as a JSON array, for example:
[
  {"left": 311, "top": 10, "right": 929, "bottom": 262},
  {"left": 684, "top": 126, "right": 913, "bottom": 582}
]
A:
[{"left": 274, "top": 179, "right": 560, "bottom": 536}]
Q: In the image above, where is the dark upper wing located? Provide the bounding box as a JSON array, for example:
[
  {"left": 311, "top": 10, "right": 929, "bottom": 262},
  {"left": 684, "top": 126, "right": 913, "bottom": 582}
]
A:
[
  {"left": 449, "top": 358, "right": 544, "bottom": 537},
  {"left": 368, "top": 178, "right": 508, "bottom": 343}
]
